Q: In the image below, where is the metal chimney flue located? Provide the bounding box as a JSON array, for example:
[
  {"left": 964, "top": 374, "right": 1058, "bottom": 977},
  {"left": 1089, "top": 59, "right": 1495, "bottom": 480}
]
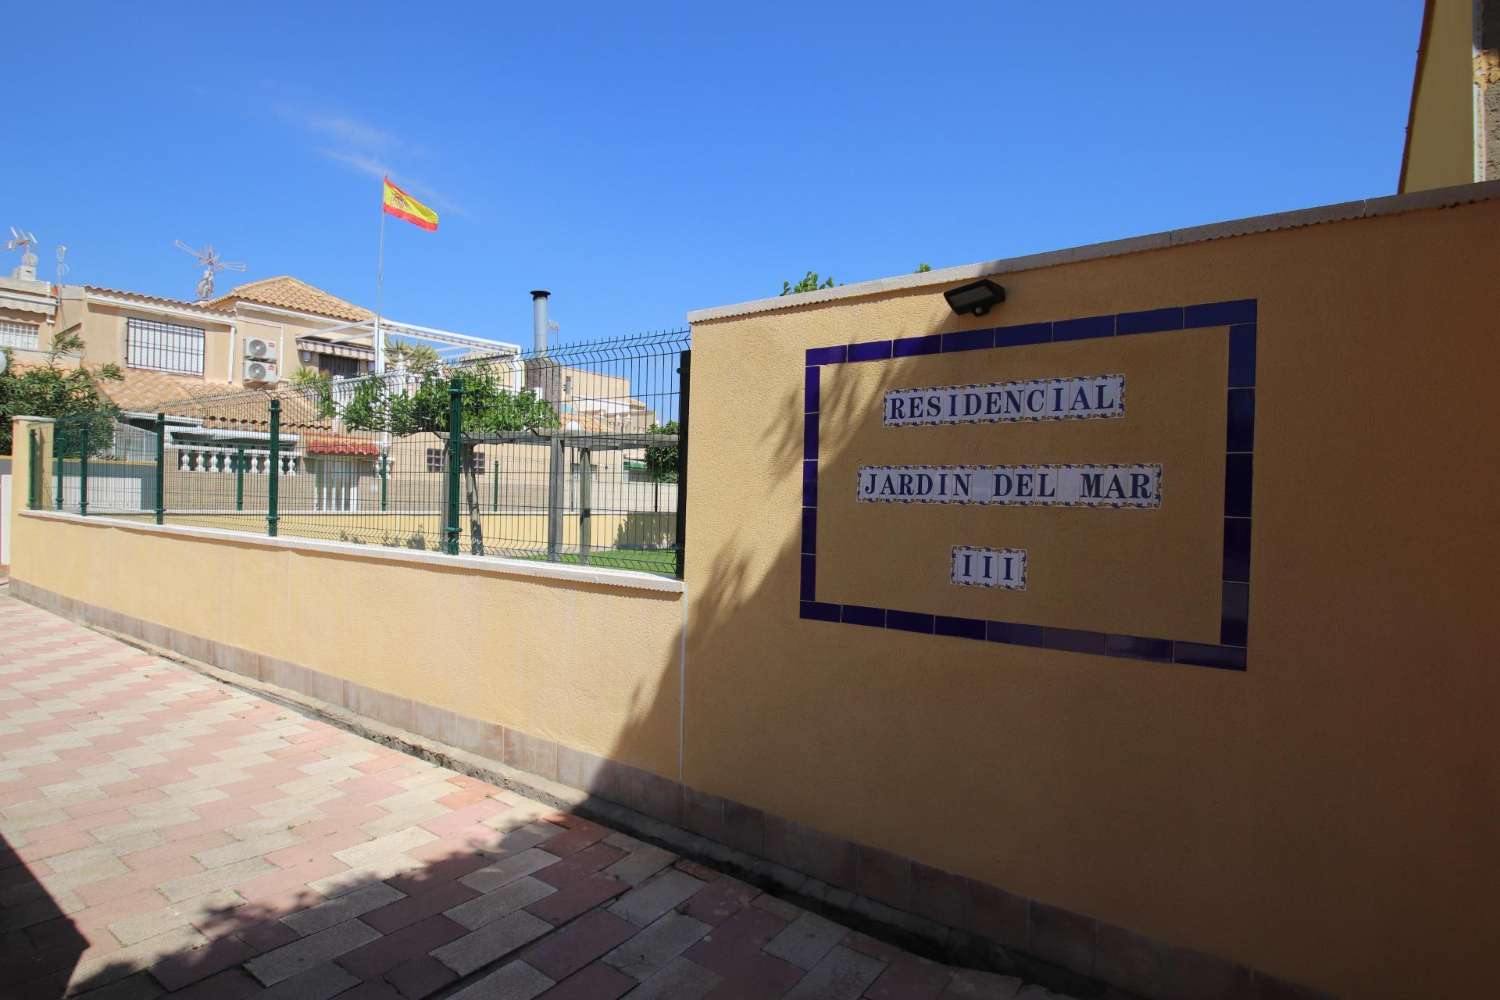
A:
[{"left": 531, "top": 290, "right": 550, "bottom": 355}]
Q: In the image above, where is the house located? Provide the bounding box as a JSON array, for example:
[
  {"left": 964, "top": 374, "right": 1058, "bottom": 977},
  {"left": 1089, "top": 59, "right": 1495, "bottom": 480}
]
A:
[
  {"left": 1399, "top": 0, "right": 1499, "bottom": 191},
  {"left": 3, "top": 262, "right": 524, "bottom": 513}
]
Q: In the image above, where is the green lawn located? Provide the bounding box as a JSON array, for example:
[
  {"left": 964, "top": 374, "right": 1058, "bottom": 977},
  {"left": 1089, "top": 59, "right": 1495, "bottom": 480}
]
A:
[{"left": 513, "top": 547, "right": 679, "bottom": 576}]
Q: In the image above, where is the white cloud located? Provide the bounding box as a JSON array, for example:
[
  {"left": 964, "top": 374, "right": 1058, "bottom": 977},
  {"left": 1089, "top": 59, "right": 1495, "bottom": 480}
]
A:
[
  {"left": 316, "top": 149, "right": 464, "bottom": 217},
  {"left": 275, "top": 105, "right": 398, "bottom": 150}
]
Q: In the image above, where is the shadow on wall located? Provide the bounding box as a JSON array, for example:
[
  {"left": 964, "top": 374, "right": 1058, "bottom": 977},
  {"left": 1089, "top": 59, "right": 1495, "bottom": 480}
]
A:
[{"left": 568, "top": 298, "right": 1126, "bottom": 990}]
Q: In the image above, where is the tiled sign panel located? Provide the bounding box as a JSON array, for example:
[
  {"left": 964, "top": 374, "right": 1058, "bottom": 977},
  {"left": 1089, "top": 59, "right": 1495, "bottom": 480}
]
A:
[{"left": 801, "top": 300, "right": 1255, "bottom": 671}]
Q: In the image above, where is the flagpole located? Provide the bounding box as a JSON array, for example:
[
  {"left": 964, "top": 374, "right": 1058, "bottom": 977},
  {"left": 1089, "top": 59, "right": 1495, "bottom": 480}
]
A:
[{"left": 374, "top": 186, "right": 387, "bottom": 375}]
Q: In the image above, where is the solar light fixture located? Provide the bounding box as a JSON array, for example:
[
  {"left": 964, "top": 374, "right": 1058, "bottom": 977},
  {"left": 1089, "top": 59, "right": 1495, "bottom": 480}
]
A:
[{"left": 944, "top": 279, "right": 1006, "bottom": 317}]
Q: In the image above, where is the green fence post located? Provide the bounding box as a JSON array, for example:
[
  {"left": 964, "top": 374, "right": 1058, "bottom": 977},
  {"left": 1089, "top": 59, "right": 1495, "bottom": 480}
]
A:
[
  {"left": 267, "top": 399, "right": 281, "bottom": 537},
  {"left": 491, "top": 457, "right": 498, "bottom": 513},
  {"left": 54, "top": 453, "right": 61, "bottom": 510},
  {"left": 674, "top": 349, "right": 691, "bottom": 580},
  {"left": 445, "top": 376, "right": 463, "bottom": 555},
  {"left": 29, "top": 429, "right": 42, "bottom": 509},
  {"left": 78, "top": 432, "right": 89, "bottom": 517},
  {"left": 578, "top": 447, "right": 592, "bottom": 566},
  {"left": 235, "top": 445, "right": 245, "bottom": 512},
  {"left": 379, "top": 452, "right": 388, "bottom": 512},
  {"left": 155, "top": 412, "right": 166, "bottom": 524}
]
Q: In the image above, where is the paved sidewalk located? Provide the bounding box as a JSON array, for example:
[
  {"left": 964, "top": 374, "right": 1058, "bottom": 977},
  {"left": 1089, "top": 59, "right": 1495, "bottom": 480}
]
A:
[{"left": 0, "top": 596, "right": 1053, "bottom": 999}]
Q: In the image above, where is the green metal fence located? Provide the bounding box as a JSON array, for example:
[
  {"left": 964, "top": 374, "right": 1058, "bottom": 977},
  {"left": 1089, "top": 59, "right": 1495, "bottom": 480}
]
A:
[{"left": 46, "top": 332, "right": 689, "bottom": 579}]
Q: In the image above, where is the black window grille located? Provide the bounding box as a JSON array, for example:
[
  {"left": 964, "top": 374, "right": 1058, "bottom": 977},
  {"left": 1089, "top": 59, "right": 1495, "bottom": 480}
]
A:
[{"left": 127, "top": 317, "right": 204, "bottom": 375}]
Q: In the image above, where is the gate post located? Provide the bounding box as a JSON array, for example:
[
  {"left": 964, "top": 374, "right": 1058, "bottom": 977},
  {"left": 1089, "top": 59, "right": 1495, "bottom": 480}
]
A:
[
  {"left": 674, "top": 349, "right": 690, "bottom": 580},
  {"left": 267, "top": 399, "right": 281, "bottom": 537},
  {"left": 155, "top": 412, "right": 167, "bottom": 524},
  {"left": 445, "top": 376, "right": 463, "bottom": 556},
  {"left": 77, "top": 431, "right": 89, "bottom": 517},
  {"left": 546, "top": 436, "right": 563, "bottom": 562},
  {"left": 578, "top": 447, "right": 592, "bottom": 565}
]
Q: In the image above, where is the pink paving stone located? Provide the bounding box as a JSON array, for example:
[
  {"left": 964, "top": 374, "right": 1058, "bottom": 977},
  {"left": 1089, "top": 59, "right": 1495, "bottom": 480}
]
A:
[
  {"left": 520, "top": 908, "right": 638, "bottom": 982},
  {"left": 262, "top": 833, "right": 366, "bottom": 870},
  {"left": 65, "top": 788, "right": 166, "bottom": 819},
  {"left": 13, "top": 828, "right": 95, "bottom": 863},
  {"left": 336, "top": 913, "right": 469, "bottom": 979},
  {"left": 77, "top": 860, "right": 206, "bottom": 907},
  {"left": 49, "top": 889, "right": 170, "bottom": 938},
  {"left": 418, "top": 800, "right": 506, "bottom": 838},
  {"left": 537, "top": 961, "right": 638, "bottom": 1000},
  {"left": 526, "top": 872, "right": 629, "bottom": 926},
  {"left": 384, "top": 852, "right": 491, "bottom": 894},
  {"left": 845, "top": 930, "right": 915, "bottom": 964},
  {"left": 363, "top": 878, "right": 481, "bottom": 935},
  {"left": 865, "top": 959, "right": 954, "bottom": 999},
  {"left": 120, "top": 831, "right": 234, "bottom": 871},
  {"left": 536, "top": 823, "right": 609, "bottom": 858},
  {"left": 342, "top": 979, "right": 407, "bottom": 999},
  {"left": 684, "top": 906, "right": 799, "bottom": 987},
  {"left": 339, "top": 776, "right": 411, "bottom": 801},
  {"left": 354, "top": 754, "right": 408, "bottom": 775},
  {"left": 534, "top": 843, "right": 628, "bottom": 887},
  {"left": 150, "top": 932, "right": 258, "bottom": 991},
  {"left": 162, "top": 967, "right": 264, "bottom": 1000},
  {"left": 675, "top": 858, "right": 722, "bottom": 882},
  {"left": 232, "top": 855, "right": 348, "bottom": 899},
  {"left": 158, "top": 805, "right": 266, "bottom": 839},
  {"left": 435, "top": 786, "right": 496, "bottom": 809},
  {"left": 403, "top": 831, "right": 509, "bottom": 866},
  {"left": 384, "top": 954, "right": 458, "bottom": 998},
  {"left": 230, "top": 917, "right": 303, "bottom": 953},
  {"left": 679, "top": 877, "right": 760, "bottom": 926}
]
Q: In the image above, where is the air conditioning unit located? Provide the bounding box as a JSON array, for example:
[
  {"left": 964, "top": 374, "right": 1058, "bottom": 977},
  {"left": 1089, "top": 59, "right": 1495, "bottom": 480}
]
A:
[
  {"left": 245, "top": 337, "right": 277, "bottom": 361},
  {"left": 244, "top": 359, "right": 279, "bottom": 384}
]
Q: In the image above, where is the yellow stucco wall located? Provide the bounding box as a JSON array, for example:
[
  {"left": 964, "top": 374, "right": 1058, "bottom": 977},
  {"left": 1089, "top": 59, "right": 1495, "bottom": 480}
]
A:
[
  {"left": 685, "top": 200, "right": 1500, "bottom": 998},
  {"left": 1402, "top": 0, "right": 1477, "bottom": 191},
  {"left": 5, "top": 448, "right": 682, "bottom": 778}
]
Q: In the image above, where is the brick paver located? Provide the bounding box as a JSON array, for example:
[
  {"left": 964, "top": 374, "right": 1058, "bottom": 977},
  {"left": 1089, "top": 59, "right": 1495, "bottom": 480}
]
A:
[{"left": 0, "top": 595, "right": 1059, "bottom": 998}]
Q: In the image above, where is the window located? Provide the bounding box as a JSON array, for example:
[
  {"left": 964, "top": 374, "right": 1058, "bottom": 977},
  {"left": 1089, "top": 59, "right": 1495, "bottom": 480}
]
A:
[
  {"left": 126, "top": 317, "right": 204, "bottom": 375},
  {"left": 425, "top": 448, "right": 483, "bottom": 473},
  {"left": 0, "top": 319, "right": 39, "bottom": 349},
  {"left": 317, "top": 354, "right": 361, "bottom": 378}
]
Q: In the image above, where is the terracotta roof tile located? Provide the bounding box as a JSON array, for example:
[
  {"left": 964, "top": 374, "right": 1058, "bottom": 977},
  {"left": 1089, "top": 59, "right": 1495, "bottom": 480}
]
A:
[
  {"left": 84, "top": 286, "right": 233, "bottom": 317},
  {"left": 210, "top": 276, "right": 372, "bottom": 322}
]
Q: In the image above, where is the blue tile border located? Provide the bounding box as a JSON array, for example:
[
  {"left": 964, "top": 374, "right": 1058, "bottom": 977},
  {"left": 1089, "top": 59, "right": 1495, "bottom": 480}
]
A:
[{"left": 802, "top": 299, "right": 1257, "bottom": 672}]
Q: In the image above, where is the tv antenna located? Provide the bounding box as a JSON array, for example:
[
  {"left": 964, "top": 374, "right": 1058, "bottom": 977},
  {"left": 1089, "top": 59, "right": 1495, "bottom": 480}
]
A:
[
  {"left": 6, "top": 227, "right": 39, "bottom": 280},
  {"left": 174, "top": 240, "right": 246, "bottom": 299}
]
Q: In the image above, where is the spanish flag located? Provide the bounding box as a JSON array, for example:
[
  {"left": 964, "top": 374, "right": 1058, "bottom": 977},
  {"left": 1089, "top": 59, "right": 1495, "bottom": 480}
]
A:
[{"left": 382, "top": 177, "right": 438, "bottom": 232}]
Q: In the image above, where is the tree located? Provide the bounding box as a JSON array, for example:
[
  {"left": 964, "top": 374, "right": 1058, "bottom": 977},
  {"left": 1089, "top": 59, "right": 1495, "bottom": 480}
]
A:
[
  {"left": 314, "top": 366, "right": 558, "bottom": 554},
  {"left": 781, "top": 265, "right": 931, "bottom": 295},
  {"left": 386, "top": 341, "right": 440, "bottom": 371},
  {"left": 781, "top": 271, "right": 836, "bottom": 295},
  {"left": 644, "top": 421, "right": 679, "bottom": 514},
  {"left": 645, "top": 421, "right": 679, "bottom": 484},
  {"left": 0, "top": 330, "right": 123, "bottom": 456}
]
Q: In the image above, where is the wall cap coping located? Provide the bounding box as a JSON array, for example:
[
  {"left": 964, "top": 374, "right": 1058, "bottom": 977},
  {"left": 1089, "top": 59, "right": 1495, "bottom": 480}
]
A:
[
  {"left": 686, "top": 178, "right": 1500, "bottom": 324},
  {"left": 19, "top": 508, "right": 685, "bottom": 595},
  {"left": 10, "top": 415, "right": 56, "bottom": 424}
]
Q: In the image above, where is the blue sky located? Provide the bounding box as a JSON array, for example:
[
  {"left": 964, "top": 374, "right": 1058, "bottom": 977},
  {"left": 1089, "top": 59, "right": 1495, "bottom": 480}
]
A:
[{"left": 2, "top": 2, "right": 1422, "bottom": 348}]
